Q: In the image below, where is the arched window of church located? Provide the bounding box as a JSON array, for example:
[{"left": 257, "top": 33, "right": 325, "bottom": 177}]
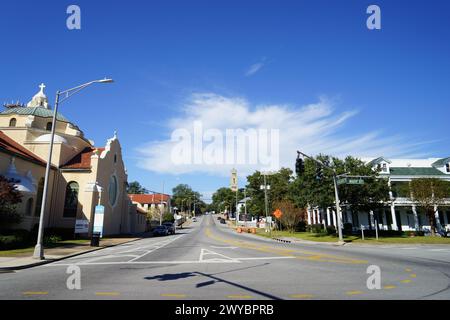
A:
[
  {"left": 109, "top": 175, "right": 118, "bottom": 206},
  {"left": 9, "top": 118, "right": 17, "bottom": 127},
  {"left": 34, "top": 178, "right": 44, "bottom": 216},
  {"left": 25, "top": 198, "right": 34, "bottom": 216},
  {"left": 46, "top": 122, "right": 52, "bottom": 131},
  {"left": 64, "top": 182, "right": 79, "bottom": 218}
]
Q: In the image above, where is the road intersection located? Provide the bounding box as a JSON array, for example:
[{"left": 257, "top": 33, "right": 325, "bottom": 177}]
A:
[{"left": 1, "top": 215, "right": 449, "bottom": 300}]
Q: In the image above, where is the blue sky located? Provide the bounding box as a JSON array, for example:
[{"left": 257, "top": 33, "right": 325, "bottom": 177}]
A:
[{"left": 1, "top": 0, "right": 450, "bottom": 201}]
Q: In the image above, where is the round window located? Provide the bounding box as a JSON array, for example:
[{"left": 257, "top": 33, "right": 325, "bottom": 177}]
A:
[{"left": 109, "top": 175, "right": 118, "bottom": 206}]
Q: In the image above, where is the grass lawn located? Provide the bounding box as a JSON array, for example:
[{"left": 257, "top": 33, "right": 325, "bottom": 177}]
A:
[
  {"left": 0, "top": 239, "right": 90, "bottom": 257},
  {"left": 255, "top": 229, "right": 450, "bottom": 245}
]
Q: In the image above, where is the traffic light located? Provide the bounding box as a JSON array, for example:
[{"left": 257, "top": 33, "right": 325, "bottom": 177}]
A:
[
  {"left": 296, "top": 156, "right": 305, "bottom": 176},
  {"left": 316, "top": 166, "right": 324, "bottom": 181}
]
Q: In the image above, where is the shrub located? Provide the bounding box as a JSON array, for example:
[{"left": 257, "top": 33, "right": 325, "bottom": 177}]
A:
[
  {"left": 44, "top": 235, "right": 62, "bottom": 245},
  {"left": 343, "top": 223, "right": 353, "bottom": 235},
  {"left": 44, "top": 228, "right": 75, "bottom": 240},
  {"left": 163, "top": 212, "right": 174, "bottom": 223},
  {"left": 307, "top": 224, "right": 324, "bottom": 233},
  {"left": 326, "top": 225, "right": 336, "bottom": 235},
  {"left": 0, "top": 229, "right": 33, "bottom": 250},
  {"left": 295, "top": 221, "right": 307, "bottom": 232}
]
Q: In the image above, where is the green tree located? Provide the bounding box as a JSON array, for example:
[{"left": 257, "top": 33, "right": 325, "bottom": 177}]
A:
[
  {"left": 171, "top": 184, "right": 202, "bottom": 213},
  {"left": 127, "top": 181, "right": 148, "bottom": 194},
  {"left": 409, "top": 178, "right": 450, "bottom": 236},
  {"left": 0, "top": 175, "right": 23, "bottom": 225},
  {"left": 336, "top": 157, "right": 390, "bottom": 229},
  {"left": 245, "top": 168, "right": 293, "bottom": 217},
  {"left": 273, "top": 199, "right": 306, "bottom": 233},
  {"left": 290, "top": 155, "right": 389, "bottom": 229},
  {"left": 212, "top": 187, "right": 237, "bottom": 214}
]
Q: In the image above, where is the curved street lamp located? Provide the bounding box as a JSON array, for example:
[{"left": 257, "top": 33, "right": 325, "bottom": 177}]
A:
[{"left": 33, "top": 78, "right": 114, "bottom": 260}]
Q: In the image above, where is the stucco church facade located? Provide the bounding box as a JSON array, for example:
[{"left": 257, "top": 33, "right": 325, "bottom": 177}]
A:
[{"left": 0, "top": 84, "right": 146, "bottom": 236}]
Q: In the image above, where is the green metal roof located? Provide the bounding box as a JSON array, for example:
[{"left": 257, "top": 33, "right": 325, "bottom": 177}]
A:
[
  {"left": 432, "top": 157, "right": 450, "bottom": 167},
  {"left": 390, "top": 167, "right": 446, "bottom": 176},
  {"left": 0, "top": 107, "right": 69, "bottom": 122}
]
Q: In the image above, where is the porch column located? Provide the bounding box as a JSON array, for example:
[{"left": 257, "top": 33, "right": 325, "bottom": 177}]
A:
[
  {"left": 307, "top": 206, "right": 312, "bottom": 225},
  {"left": 332, "top": 209, "right": 337, "bottom": 227},
  {"left": 435, "top": 205, "right": 441, "bottom": 231},
  {"left": 321, "top": 209, "right": 326, "bottom": 228},
  {"left": 411, "top": 205, "right": 419, "bottom": 231},
  {"left": 312, "top": 209, "right": 317, "bottom": 224},
  {"left": 326, "top": 208, "right": 331, "bottom": 227},
  {"left": 390, "top": 204, "right": 398, "bottom": 231},
  {"left": 346, "top": 207, "right": 353, "bottom": 224}
]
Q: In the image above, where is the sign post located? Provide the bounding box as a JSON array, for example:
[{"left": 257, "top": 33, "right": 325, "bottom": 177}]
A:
[{"left": 93, "top": 205, "right": 105, "bottom": 238}]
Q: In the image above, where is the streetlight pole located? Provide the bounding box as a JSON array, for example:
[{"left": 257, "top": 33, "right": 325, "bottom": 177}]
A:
[{"left": 33, "top": 78, "right": 114, "bottom": 260}]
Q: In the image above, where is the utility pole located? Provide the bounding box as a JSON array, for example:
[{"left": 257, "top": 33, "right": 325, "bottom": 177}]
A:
[
  {"left": 261, "top": 172, "right": 274, "bottom": 237},
  {"left": 244, "top": 188, "right": 247, "bottom": 228},
  {"left": 160, "top": 181, "right": 164, "bottom": 226}
]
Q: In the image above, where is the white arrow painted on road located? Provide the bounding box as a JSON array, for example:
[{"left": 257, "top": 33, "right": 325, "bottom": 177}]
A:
[{"left": 199, "top": 249, "right": 240, "bottom": 263}]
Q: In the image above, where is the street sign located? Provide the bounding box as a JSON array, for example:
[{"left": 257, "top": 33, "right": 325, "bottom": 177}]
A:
[
  {"left": 273, "top": 209, "right": 283, "bottom": 220},
  {"left": 75, "top": 219, "right": 89, "bottom": 234},
  {"left": 337, "top": 177, "right": 365, "bottom": 185},
  {"left": 93, "top": 205, "right": 105, "bottom": 237}
]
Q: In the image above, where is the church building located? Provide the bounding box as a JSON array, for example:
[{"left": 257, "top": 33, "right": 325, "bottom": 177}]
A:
[{"left": 0, "top": 84, "right": 146, "bottom": 236}]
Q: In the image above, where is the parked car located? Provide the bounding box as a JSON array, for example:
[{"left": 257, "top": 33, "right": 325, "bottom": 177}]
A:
[
  {"left": 163, "top": 222, "right": 175, "bottom": 235},
  {"left": 153, "top": 225, "right": 169, "bottom": 236},
  {"left": 192, "top": 217, "right": 197, "bottom": 222},
  {"left": 220, "top": 218, "right": 226, "bottom": 224}
]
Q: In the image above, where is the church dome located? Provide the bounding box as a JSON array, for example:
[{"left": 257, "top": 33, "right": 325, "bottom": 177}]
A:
[{"left": 35, "top": 134, "right": 68, "bottom": 144}]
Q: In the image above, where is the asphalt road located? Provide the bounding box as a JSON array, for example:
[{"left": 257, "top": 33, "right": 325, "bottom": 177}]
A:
[{"left": 1, "top": 215, "right": 450, "bottom": 300}]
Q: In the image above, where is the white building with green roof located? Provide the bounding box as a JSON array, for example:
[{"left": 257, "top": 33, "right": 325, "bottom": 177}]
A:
[{"left": 308, "top": 157, "right": 450, "bottom": 233}]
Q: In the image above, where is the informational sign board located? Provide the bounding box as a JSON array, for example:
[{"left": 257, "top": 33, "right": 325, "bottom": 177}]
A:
[
  {"left": 75, "top": 219, "right": 89, "bottom": 234},
  {"left": 93, "top": 205, "right": 105, "bottom": 237}
]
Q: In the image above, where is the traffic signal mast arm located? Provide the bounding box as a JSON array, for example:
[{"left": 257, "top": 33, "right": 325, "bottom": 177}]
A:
[{"left": 296, "top": 150, "right": 345, "bottom": 244}]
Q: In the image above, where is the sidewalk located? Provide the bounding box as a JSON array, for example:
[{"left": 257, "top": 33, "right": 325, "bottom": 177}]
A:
[{"left": 0, "top": 235, "right": 148, "bottom": 271}]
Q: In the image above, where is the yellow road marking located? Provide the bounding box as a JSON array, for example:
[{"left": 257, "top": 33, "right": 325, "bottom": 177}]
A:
[
  {"left": 161, "top": 294, "right": 187, "bottom": 298},
  {"left": 405, "top": 268, "right": 412, "bottom": 272},
  {"left": 95, "top": 292, "right": 120, "bottom": 296},
  {"left": 23, "top": 292, "right": 48, "bottom": 296},
  {"left": 346, "top": 291, "right": 364, "bottom": 296},
  {"left": 383, "top": 285, "right": 396, "bottom": 290},
  {"left": 289, "top": 294, "right": 315, "bottom": 299},
  {"left": 227, "top": 295, "right": 253, "bottom": 299},
  {"left": 401, "top": 279, "right": 412, "bottom": 284},
  {"left": 205, "top": 228, "right": 368, "bottom": 265},
  {"left": 410, "top": 274, "right": 417, "bottom": 278}
]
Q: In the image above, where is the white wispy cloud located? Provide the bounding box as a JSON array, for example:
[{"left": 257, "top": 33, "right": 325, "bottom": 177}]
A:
[
  {"left": 245, "top": 58, "right": 267, "bottom": 77},
  {"left": 136, "top": 93, "right": 426, "bottom": 178}
]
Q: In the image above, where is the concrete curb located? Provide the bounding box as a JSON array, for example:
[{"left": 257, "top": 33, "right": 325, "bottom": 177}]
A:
[{"left": 0, "top": 237, "right": 142, "bottom": 271}]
